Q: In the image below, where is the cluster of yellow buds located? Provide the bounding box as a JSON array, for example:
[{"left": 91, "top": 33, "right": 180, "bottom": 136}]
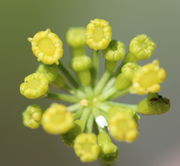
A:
[{"left": 20, "top": 18, "right": 170, "bottom": 165}]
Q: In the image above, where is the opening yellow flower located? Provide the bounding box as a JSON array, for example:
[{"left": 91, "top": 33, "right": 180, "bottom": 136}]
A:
[
  {"left": 28, "top": 29, "right": 63, "bottom": 65},
  {"left": 108, "top": 108, "right": 138, "bottom": 143},
  {"left": 74, "top": 133, "right": 100, "bottom": 162},
  {"left": 41, "top": 103, "right": 74, "bottom": 134},
  {"left": 20, "top": 73, "right": 49, "bottom": 99},
  {"left": 86, "top": 19, "right": 112, "bottom": 50},
  {"left": 131, "top": 60, "right": 167, "bottom": 95}
]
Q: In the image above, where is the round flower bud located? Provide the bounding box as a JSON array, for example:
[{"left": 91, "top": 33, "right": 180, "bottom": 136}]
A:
[
  {"left": 86, "top": 19, "right": 112, "bottom": 50},
  {"left": 103, "top": 40, "right": 125, "bottom": 62},
  {"left": 121, "top": 62, "right": 140, "bottom": 80},
  {"left": 74, "top": 133, "right": 100, "bottom": 162},
  {"left": 131, "top": 60, "right": 167, "bottom": 95},
  {"left": 41, "top": 103, "right": 74, "bottom": 135},
  {"left": 108, "top": 107, "right": 138, "bottom": 143},
  {"left": 22, "top": 105, "right": 42, "bottom": 129},
  {"left": 66, "top": 27, "right": 86, "bottom": 47},
  {"left": 20, "top": 73, "right": 49, "bottom": 99},
  {"left": 137, "top": 93, "right": 170, "bottom": 115},
  {"left": 115, "top": 73, "right": 132, "bottom": 90},
  {"left": 129, "top": 34, "right": 156, "bottom": 60},
  {"left": 98, "top": 131, "right": 118, "bottom": 164},
  {"left": 28, "top": 29, "right": 63, "bottom": 65},
  {"left": 71, "top": 55, "right": 91, "bottom": 72},
  {"left": 36, "top": 64, "right": 59, "bottom": 83}
]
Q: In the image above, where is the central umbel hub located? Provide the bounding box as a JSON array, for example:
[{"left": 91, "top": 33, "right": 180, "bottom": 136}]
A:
[{"left": 80, "top": 96, "right": 100, "bottom": 108}]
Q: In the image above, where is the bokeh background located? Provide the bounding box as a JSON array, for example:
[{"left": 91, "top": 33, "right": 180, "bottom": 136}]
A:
[{"left": 0, "top": 0, "right": 180, "bottom": 166}]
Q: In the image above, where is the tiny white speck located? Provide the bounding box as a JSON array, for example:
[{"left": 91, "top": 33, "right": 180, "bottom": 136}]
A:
[{"left": 95, "top": 116, "right": 108, "bottom": 128}]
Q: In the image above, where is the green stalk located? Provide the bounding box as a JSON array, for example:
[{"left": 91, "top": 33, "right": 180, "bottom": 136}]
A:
[
  {"left": 94, "top": 71, "right": 111, "bottom": 95},
  {"left": 80, "top": 108, "right": 91, "bottom": 131},
  {"left": 47, "top": 92, "right": 79, "bottom": 103},
  {"left": 86, "top": 113, "right": 94, "bottom": 133},
  {"left": 91, "top": 50, "right": 99, "bottom": 86},
  {"left": 68, "top": 103, "right": 82, "bottom": 112},
  {"left": 58, "top": 62, "right": 79, "bottom": 88},
  {"left": 106, "top": 101, "right": 137, "bottom": 110},
  {"left": 108, "top": 88, "right": 130, "bottom": 100}
]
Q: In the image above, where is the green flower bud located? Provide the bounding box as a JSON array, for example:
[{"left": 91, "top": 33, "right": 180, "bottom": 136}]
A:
[
  {"left": 61, "top": 120, "right": 83, "bottom": 146},
  {"left": 121, "top": 62, "right": 140, "bottom": 80},
  {"left": 115, "top": 73, "right": 131, "bottom": 90},
  {"left": 98, "top": 131, "right": 118, "bottom": 164},
  {"left": 71, "top": 55, "right": 91, "bottom": 72},
  {"left": 129, "top": 34, "right": 156, "bottom": 60},
  {"left": 36, "top": 64, "right": 65, "bottom": 88},
  {"left": 103, "top": 40, "right": 125, "bottom": 62},
  {"left": 66, "top": 27, "right": 86, "bottom": 47},
  {"left": 36, "top": 64, "right": 59, "bottom": 83},
  {"left": 137, "top": 93, "right": 170, "bottom": 115},
  {"left": 22, "top": 105, "right": 42, "bottom": 129}
]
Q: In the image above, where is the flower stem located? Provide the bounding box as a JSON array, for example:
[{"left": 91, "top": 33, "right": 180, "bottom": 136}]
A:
[
  {"left": 94, "top": 71, "right": 111, "bottom": 95},
  {"left": 58, "top": 62, "right": 79, "bottom": 88},
  {"left": 91, "top": 50, "right": 99, "bottom": 86},
  {"left": 47, "top": 92, "right": 79, "bottom": 103}
]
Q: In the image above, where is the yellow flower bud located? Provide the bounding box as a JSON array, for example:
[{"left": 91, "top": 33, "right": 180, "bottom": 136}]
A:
[
  {"left": 121, "top": 62, "right": 140, "bottom": 80},
  {"left": 66, "top": 27, "right": 86, "bottom": 47},
  {"left": 108, "top": 107, "right": 138, "bottom": 142},
  {"left": 22, "top": 105, "right": 42, "bottom": 129},
  {"left": 129, "top": 34, "right": 156, "bottom": 60},
  {"left": 71, "top": 55, "right": 91, "bottom": 72},
  {"left": 41, "top": 103, "right": 74, "bottom": 135},
  {"left": 74, "top": 133, "right": 100, "bottom": 162},
  {"left": 86, "top": 19, "right": 112, "bottom": 50},
  {"left": 28, "top": 29, "right": 63, "bottom": 65},
  {"left": 131, "top": 60, "right": 167, "bottom": 95},
  {"left": 20, "top": 73, "right": 48, "bottom": 99},
  {"left": 103, "top": 40, "right": 125, "bottom": 62}
]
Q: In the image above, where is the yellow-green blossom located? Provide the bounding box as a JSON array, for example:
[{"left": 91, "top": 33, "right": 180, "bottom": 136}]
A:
[
  {"left": 103, "top": 40, "right": 125, "bottom": 61},
  {"left": 66, "top": 27, "right": 86, "bottom": 47},
  {"left": 86, "top": 19, "right": 112, "bottom": 50},
  {"left": 28, "top": 29, "right": 63, "bottom": 65},
  {"left": 22, "top": 105, "right": 42, "bottom": 129},
  {"left": 131, "top": 60, "right": 167, "bottom": 95},
  {"left": 108, "top": 107, "right": 138, "bottom": 142},
  {"left": 129, "top": 34, "right": 156, "bottom": 60},
  {"left": 74, "top": 133, "right": 100, "bottom": 162},
  {"left": 20, "top": 73, "right": 49, "bottom": 99},
  {"left": 41, "top": 103, "right": 74, "bottom": 134},
  {"left": 115, "top": 73, "right": 131, "bottom": 90},
  {"left": 121, "top": 62, "right": 140, "bottom": 80},
  {"left": 71, "top": 55, "right": 91, "bottom": 72}
]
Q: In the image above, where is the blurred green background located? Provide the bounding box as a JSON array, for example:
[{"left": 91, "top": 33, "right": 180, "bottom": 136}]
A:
[{"left": 0, "top": 0, "right": 180, "bottom": 166}]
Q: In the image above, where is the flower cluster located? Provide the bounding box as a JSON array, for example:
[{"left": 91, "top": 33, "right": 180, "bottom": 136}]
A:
[{"left": 20, "top": 18, "right": 170, "bottom": 165}]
